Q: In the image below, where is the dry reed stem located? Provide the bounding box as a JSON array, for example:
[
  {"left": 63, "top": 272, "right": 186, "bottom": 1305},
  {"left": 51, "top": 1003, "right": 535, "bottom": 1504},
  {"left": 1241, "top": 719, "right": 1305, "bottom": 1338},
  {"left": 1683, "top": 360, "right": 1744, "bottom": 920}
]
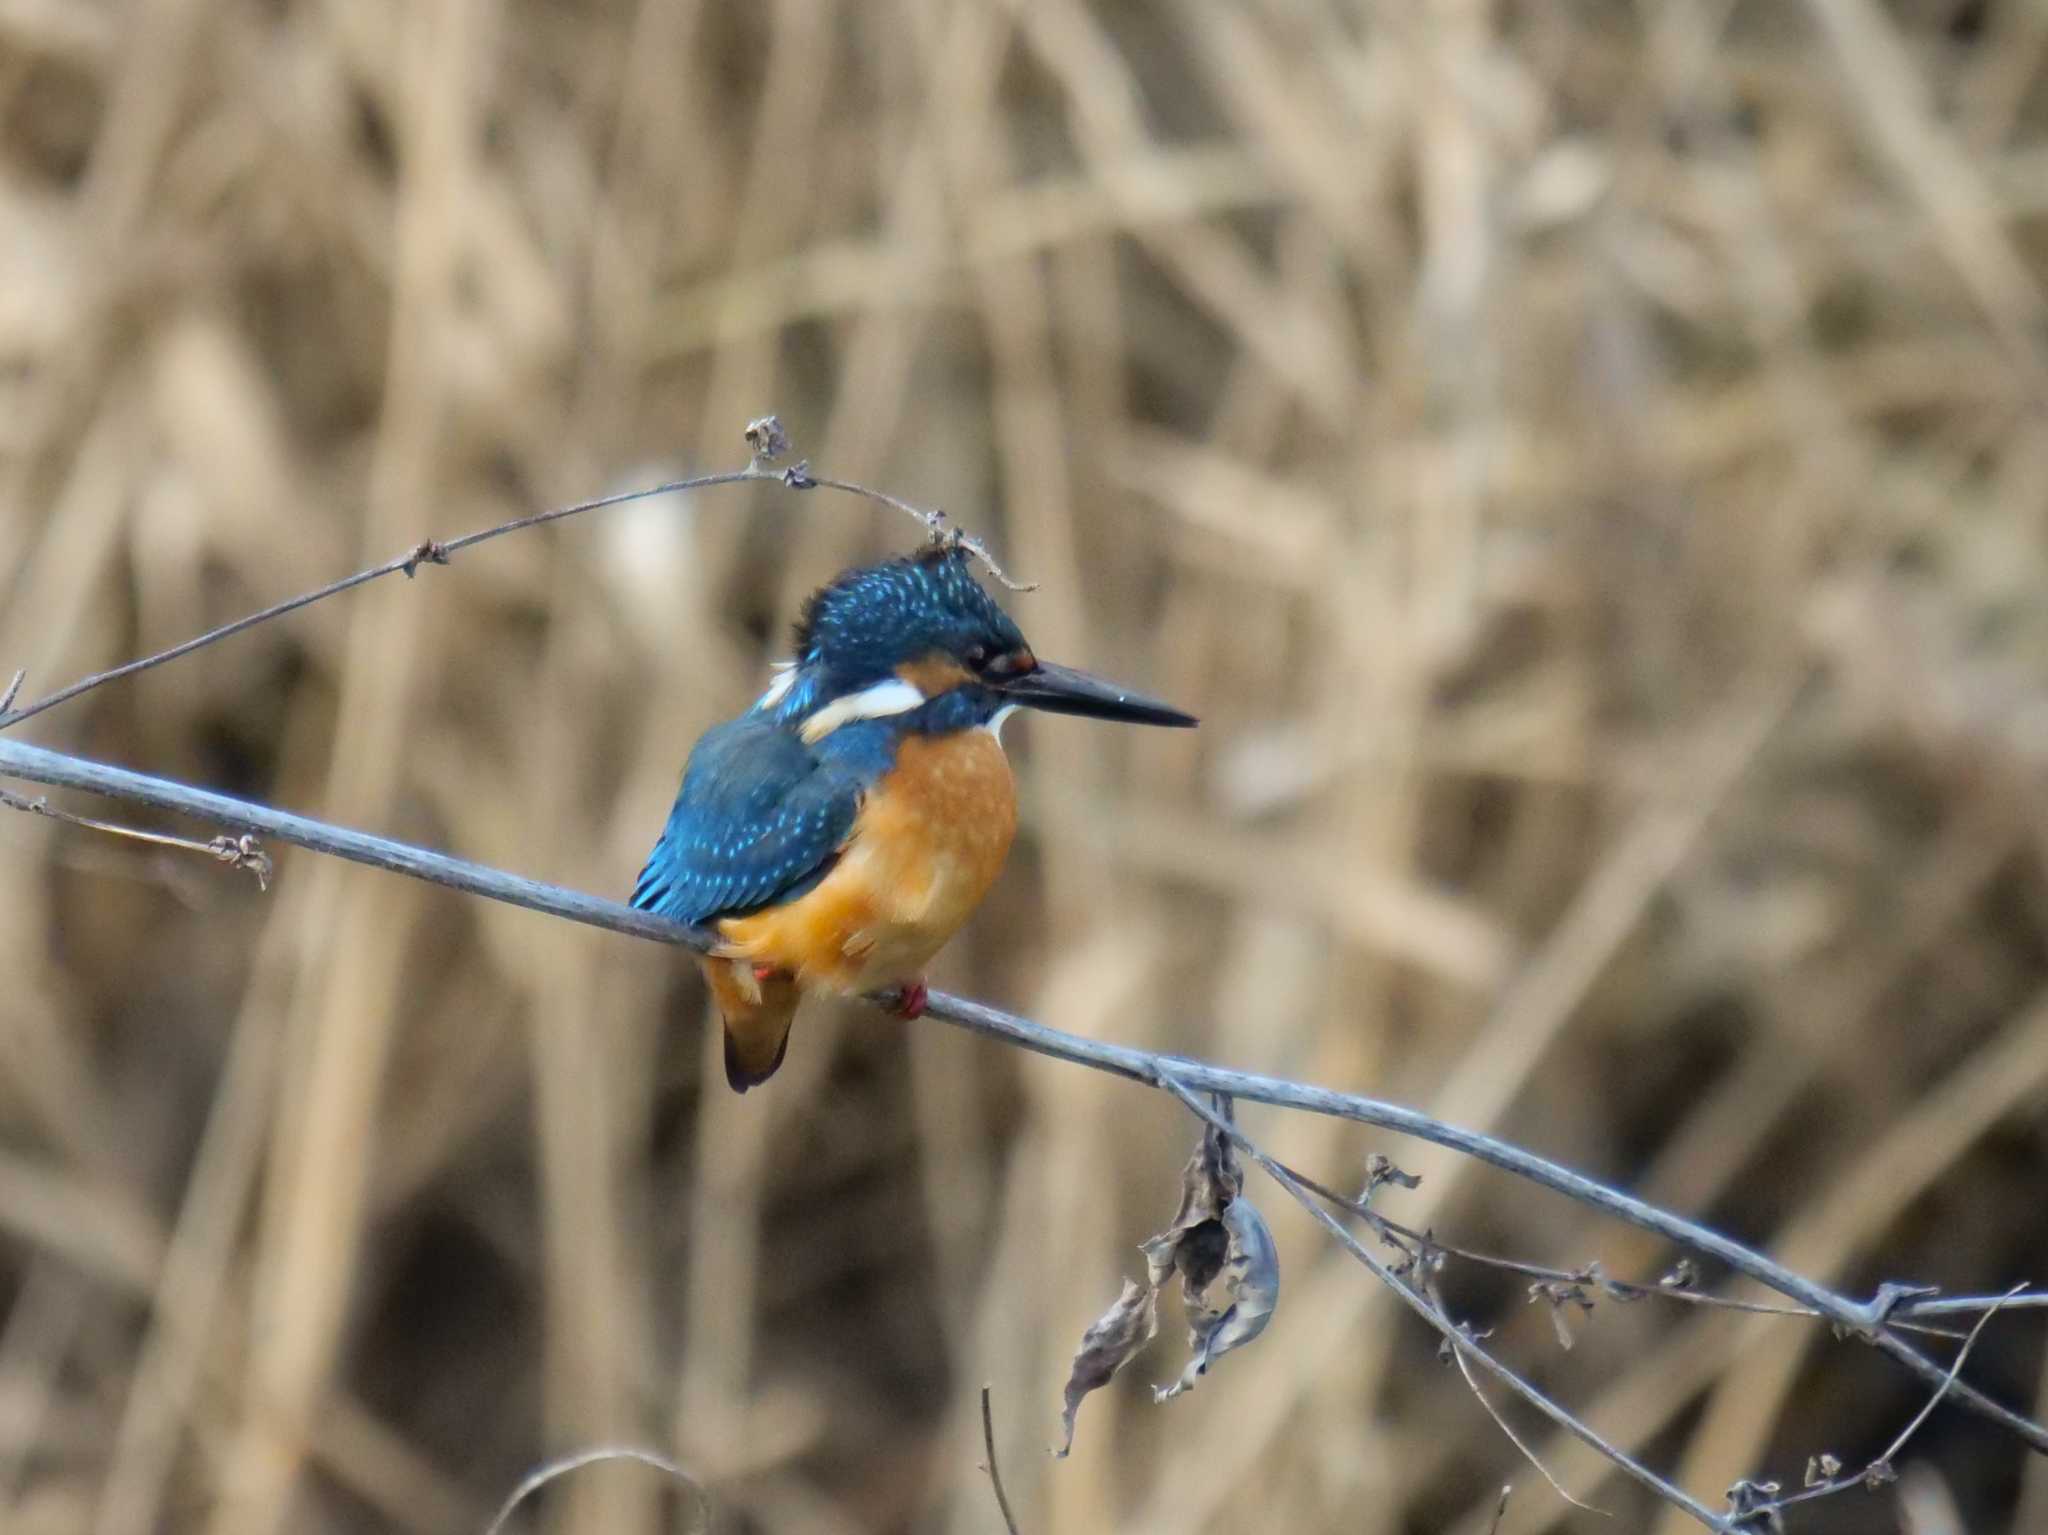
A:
[{"left": 978, "top": 1385, "right": 1023, "bottom": 1535}]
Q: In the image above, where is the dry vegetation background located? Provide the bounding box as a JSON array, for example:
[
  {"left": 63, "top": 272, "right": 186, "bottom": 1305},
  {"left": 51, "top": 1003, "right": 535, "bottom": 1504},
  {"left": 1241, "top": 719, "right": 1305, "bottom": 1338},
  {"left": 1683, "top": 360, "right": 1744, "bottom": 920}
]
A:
[{"left": 5, "top": 0, "right": 2048, "bottom": 1532}]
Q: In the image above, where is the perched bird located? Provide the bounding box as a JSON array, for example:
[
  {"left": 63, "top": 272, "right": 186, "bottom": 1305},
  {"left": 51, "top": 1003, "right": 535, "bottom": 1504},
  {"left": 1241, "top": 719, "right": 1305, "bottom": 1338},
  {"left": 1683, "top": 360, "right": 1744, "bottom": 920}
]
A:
[{"left": 633, "top": 544, "right": 1195, "bottom": 1091}]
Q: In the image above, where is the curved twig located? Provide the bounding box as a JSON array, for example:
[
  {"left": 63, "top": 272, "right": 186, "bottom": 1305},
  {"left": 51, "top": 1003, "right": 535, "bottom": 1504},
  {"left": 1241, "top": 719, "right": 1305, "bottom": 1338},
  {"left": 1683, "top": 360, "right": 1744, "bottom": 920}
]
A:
[
  {"left": 0, "top": 417, "right": 1024, "bottom": 734},
  {"left": 980, "top": 1385, "right": 1024, "bottom": 1535},
  {"left": 481, "top": 1446, "right": 707, "bottom": 1535}
]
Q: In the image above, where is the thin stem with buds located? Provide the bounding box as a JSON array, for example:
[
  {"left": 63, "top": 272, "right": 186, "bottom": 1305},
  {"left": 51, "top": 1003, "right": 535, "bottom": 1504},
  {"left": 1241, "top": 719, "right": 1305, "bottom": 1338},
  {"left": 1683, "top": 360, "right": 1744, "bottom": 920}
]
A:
[
  {"left": 0, "top": 784, "right": 273, "bottom": 888},
  {"left": 1152, "top": 1069, "right": 1736, "bottom": 1531},
  {"left": 0, "top": 416, "right": 1021, "bottom": 734},
  {"left": 1274, "top": 1160, "right": 2032, "bottom": 1342}
]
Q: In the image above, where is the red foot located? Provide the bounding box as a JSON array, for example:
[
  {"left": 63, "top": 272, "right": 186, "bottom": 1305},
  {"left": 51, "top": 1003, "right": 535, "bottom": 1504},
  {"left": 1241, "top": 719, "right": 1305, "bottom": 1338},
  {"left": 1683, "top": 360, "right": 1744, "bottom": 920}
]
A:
[
  {"left": 882, "top": 980, "right": 929, "bottom": 1020},
  {"left": 753, "top": 963, "right": 779, "bottom": 983}
]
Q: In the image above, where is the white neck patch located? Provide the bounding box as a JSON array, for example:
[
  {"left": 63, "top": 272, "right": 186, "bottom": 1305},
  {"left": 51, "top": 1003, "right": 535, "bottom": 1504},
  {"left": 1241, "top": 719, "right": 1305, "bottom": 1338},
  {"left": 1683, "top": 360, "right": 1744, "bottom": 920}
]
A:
[
  {"left": 985, "top": 703, "right": 1019, "bottom": 747},
  {"left": 756, "top": 661, "right": 799, "bottom": 710},
  {"left": 800, "top": 677, "right": 926, "bottom": 744}
]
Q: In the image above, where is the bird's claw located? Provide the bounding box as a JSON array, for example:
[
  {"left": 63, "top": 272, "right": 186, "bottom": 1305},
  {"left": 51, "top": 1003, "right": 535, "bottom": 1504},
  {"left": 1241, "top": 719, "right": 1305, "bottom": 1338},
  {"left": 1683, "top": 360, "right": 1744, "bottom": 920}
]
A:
[{"left": 879, "top": 981, "right": 929, "bottom": 1019}]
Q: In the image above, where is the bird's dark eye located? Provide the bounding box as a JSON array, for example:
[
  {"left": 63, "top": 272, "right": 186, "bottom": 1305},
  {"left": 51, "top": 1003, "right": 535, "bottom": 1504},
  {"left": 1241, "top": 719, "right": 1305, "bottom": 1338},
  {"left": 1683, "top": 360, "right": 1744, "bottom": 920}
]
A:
[{"left": 964, "top": 643, "right": 992, "bottom": 669}]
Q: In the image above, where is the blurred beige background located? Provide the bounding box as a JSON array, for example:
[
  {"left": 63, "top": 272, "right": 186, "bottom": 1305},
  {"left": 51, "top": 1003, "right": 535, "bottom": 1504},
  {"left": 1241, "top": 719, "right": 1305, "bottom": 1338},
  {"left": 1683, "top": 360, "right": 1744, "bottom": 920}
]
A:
[{"left": 4, "top": 1, "right": 2048, "bottom": 1532}]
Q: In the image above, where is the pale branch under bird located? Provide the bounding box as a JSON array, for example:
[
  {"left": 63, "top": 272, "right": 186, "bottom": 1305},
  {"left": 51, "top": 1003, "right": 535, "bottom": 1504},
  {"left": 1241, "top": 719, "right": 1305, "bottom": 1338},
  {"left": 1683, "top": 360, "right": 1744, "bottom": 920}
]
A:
[{"left": 0, "top": 733, "right": 2042, "bottom": 1470}]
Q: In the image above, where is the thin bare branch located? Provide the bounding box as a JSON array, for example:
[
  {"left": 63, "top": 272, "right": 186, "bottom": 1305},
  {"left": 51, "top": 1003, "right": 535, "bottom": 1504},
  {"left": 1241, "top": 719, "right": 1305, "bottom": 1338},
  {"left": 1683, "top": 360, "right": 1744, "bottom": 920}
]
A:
[
  {"left": 1281, "top": 1159, "right": 1989, "bottom": 1342},
  {"left": 1435, "top": 1295, "right": 1610, "bottom": 1519},
  {"left": 800, "top": 470, "right": 1036, "bottom": 591},
  {"left": 980, "top": 1385, "right": 1024, "bottom": 1535},
  {"left": 0, "top": 419, "right": 1026, "bottom": 734},
  {"left": 0, "top": 470, "right": 742, "bottom": 733},
  {"left": 1761, "top": 1283, "right": 2030, "bottom": 1519},
  {"left": 0, "top": 784, "right": 272, "bottom": 889},
  {"left": 1892, "top": 1292, "right": 2048, "bottom": 1319},
  {"left": 742, "top": 413, "right": 1030, "bottom": 588},
  {"left": 1880, "top": 1285, "right": 2026, "bottom": 1464},
  {"left": 0, "top": 734, "right": 2041, "bottom": 1462}
]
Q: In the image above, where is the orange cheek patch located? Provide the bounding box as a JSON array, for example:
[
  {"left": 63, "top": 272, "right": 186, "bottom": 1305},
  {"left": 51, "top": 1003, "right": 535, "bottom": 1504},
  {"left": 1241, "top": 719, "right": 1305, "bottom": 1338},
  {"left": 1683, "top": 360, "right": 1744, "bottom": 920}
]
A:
[{"left": 896, "top": 653, "right": 974, "bottom": 697}]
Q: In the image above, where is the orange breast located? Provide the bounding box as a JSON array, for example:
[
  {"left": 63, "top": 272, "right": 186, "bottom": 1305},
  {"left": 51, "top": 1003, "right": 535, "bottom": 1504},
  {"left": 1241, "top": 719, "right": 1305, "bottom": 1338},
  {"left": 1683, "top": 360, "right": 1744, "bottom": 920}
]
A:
[{"left": 713, "top": 728, "right": 1018, "bottom": 995}]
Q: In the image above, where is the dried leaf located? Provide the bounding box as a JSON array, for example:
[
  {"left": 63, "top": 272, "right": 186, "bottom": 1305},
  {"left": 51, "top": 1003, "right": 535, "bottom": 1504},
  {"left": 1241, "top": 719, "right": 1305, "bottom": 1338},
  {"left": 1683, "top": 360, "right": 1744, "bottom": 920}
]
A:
[
  {"left": 1361, "top": 1151, "right": 1421, "bottom": 1199},
  {"left": 1528, "top": 1280, "right": 1595, "bottom": 1350},
  {"left": 1140, "top": 1115, "right": 1240, "bottom": 1289},
  {"left": 1804, "top": 1453, "right": 1842, "bottom": 1486},
  {"left": 1153, "top": 1195, "right": 1280, "bottom": 1402},
  {"left": 1724, "top": 1478, "right": 1786, "bottom": 1534},
  {"left": 744, "top": 414, "right": 791, "bottom": 462},
  {"left": 1055, "top": 1278, "right": 1158, "bottom": 1457},
  {"left": 1056, "top": 1104, "right": 1281, "bottom": 1444},
  {"left": 1176, "top": 1120, "right": 1241, "bottom": 1228}
]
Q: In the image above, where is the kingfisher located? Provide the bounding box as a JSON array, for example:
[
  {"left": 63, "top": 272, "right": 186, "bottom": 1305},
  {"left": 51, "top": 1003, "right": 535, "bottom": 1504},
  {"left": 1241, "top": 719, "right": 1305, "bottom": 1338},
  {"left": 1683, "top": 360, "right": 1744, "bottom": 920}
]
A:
[{"left": 632, "top": 544, "right": 1195, "bottom": 1091}]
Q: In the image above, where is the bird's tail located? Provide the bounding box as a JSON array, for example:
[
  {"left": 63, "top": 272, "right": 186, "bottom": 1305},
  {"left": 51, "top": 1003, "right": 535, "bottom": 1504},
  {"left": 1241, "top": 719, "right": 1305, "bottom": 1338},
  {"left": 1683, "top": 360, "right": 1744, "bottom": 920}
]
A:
[{"left": 697, "top": 955, "right": 800, "bottom": 1092}]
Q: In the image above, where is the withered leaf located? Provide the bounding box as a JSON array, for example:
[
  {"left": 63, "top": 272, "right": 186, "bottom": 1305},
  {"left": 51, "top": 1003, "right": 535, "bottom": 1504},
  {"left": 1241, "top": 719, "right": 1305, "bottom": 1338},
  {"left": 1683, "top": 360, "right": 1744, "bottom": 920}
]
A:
[
  {"left": 1527, "top": 1280, "right": 1595, "bottom": 1349},
  {"left": 1154, "top": 1193, "right": 1280, "bottom": 1402},
  {"left": 1055, "top": 1277, "right": 1159, "bottom": 1458},
  {"left": 743, "top": 415, "right": 791, "bottom": 461},
  {"left": 1804, "top": 1453, "right": 1842, "bottom": 1486},
  {"left": 1723, "top": 1478, "right": 1786, "bottom": 1534},
  {"left": 1054, "top": 1103, "right": 1282, "bottom": 1450},
  {"left": 1362, "top": 1151, "right": 1421, "bottom": 1199},
  {"left": 1140, "top": 1117, "right": 1240, "bottom": 1288}
]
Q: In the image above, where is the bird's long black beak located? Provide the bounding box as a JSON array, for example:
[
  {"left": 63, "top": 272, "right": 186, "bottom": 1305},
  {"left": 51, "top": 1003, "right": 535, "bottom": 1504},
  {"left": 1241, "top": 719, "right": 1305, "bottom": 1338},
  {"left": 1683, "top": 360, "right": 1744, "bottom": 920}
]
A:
[{"left": 995, "top": 660, "right": 1197, "bottom": 727}]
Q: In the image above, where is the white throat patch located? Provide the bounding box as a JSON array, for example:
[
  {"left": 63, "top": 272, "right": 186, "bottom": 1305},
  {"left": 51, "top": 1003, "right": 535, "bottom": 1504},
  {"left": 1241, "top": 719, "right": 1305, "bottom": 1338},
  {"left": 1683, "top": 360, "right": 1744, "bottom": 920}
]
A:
[
  {"left": 985, "top": 703, "right": 1019, "bottom": 746},
  {"left": 799, "top": 677, "right": 927, "bottom": 744}
]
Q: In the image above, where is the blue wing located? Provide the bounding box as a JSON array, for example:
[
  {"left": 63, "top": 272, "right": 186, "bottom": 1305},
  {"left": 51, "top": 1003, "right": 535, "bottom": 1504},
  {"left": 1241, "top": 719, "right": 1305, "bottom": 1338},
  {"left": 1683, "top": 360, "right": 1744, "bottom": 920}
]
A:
[{"left": 631, "top": 714, "right": 896, "bottom": 925}]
